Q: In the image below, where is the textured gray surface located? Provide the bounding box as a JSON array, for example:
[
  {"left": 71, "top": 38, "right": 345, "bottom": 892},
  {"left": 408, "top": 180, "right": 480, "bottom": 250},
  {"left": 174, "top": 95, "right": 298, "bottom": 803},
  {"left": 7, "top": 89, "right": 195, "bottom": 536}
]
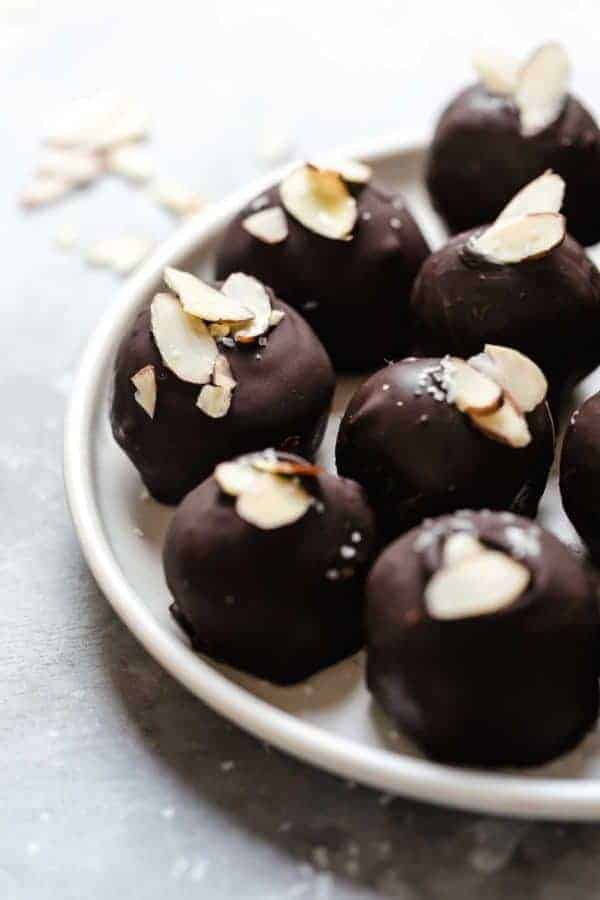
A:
[{"left": 4, "top": 2, "right": 600, "bottom": 897}]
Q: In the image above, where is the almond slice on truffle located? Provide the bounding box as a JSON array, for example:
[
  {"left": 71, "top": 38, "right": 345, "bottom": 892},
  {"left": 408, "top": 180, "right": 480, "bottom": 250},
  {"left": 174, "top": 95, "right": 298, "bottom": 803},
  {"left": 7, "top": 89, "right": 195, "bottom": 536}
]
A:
[
  {"left": 242, "top": 206, "right": 289, "bottom": 244},
  {"left": 446, "top": 358, "right": 503, "bottom": 414},
  {"left": 150, "top": 292, "right": 218, "bottom": 384},
  {"left": 472, "top": 49, "right": 519, "bottom": 95},
  {"left": 213, "top": 353, "right": 236, "bottom": 391},
  {"left": 425, "top": 548, "right": 530, "bottom": 619},
  {"left": 196, "top": 383, "right": 232, "bottom": 418},
  {"left": 131, "top": 365, "right": 156, "bottom": 419},
  {"left": 475, "top": 345, "right": 547, "bottom": 413},
  {"left": 268, "top": 308, "right": 285, "bottom": 327},
  {"left": 252, "top": 454, "right": 322, "bottom": 476},
  {"left": 214, "top": 459, "right": 260, "bottom": 495},
  {"left": 469, "top": 399, "right": 531, "bottom": 448},
  {"left": 442, "top": 533, "right": 485, "bottom": 568},
  {"left": 314, "top": 157, "right": 372, "bottom": 185},
  {"left": 235, "top": 472, "right": 312, "bottom": 530},
  {"left": 164, "top": 267, "right": 253, "bottom": 323},
  {"left": 468, "top": 213, "right": 566, "bottom": 264},
  {"left": 222, "top": 273, "right": 272, "bottom": 342},
  {"left": 516, "top": 42, "right": 570, "bottom": 137},
  {"left": 496, "top": 171, "right": 565, "bottom": 222},
  {"left": 280, "top": 164, "right": 357, "bottom": 240}
]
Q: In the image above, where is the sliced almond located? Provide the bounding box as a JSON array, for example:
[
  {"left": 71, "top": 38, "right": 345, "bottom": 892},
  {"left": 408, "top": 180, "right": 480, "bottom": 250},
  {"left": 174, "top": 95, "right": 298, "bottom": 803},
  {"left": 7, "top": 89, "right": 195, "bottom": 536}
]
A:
[
  {"left": 222, "top": 273, "right": 272, "bottom": 342},
  {"left": 478, "top": 345, "right": 547, "bottom": 413},
  {"left": 209, "top": 322, "right": 231, "bottom": 338},
  {"left": 279, "top": 164, "right": 357, "bottom": 240},
  {"left": 38, "top": 147, "right": 102, "bottom": 185},
  {"left": 496, "top": 171, "right": 565, "bottom": 222},
  {"left": 214, "top": 459, "right": 260, "bottom": 496},
  {"left": 152, "top": 178, "right": 204, "bottom": 216},
  {"left": 213, "top": 354, "right": 236, "bottom": 391},
  {"left": 44, "top": 93, "right": 149, "bottom": 149},
  {"left": 150, "top": 292, "right": 218, "bottom": 384},
  {"left": 516, "top": 43, "right": 570, "bottom": 136},
  {"left": 242, "top": 206, "right": 289, "bottom": 244},
  {"left": 425, "top": 548, "right": 530, "bottom": 619},
  {"left": 19, "top": 174, "right": 73, "bottom": 208},
  {"left": 252, "top": 455, "right": 322, "bottom": 476},
  {"left": 106, "top": 143, "right": 155, "bottom": 182},
  {"left": 470, "top": 399, "right": 531, "bottom": 448},
  {"left": 131, "top": 365, "right": 156, "bottom": 419},
  {"left": 442, "top": 533, "right": 485, "bottom": 568},
  {"left": 268, "top": 308, "right": 285, "bottom": 327},
  {"left": 472, "top": 49, "right": 519, "bottom": 95},
  {"left": 313, "top": 157, "right": 372, "bottom": 185},
  {"left": 164, "top": 267, "right": 252, "bottom": 323},
  {"left": 446, "top": 358, "right": 502, "bottom": 414},
  {"left": 86, "top": 236, "right": 153, "bottom": 274},
  {"left": 235, "top": 473, "right": 312, "bottom": 530},
  {"left": 196, "top": 383, "right": 232, "bottom": 418},
  {"left": 467, "top": 213, "right": 565, "bottom": 264}
]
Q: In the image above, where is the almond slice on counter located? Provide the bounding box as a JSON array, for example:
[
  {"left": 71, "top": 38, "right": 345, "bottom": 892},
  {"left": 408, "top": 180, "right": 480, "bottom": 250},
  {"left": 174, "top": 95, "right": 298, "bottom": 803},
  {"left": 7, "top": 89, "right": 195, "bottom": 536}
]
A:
[
  {"left": 516, "top": 42, "right": 570, "bottom": 137},
  {"left": 242, "top": 206, "right": 289, "bottom": 244},
  {"left": 467, "top": 213, "right": 566, "bottom": 264},
  {"left": 496, "top": 171, "right": 565, "bottom": 222},
  {"left": 425, "top": 547, "right": 530, "bottom": 619},
  {"left": 150, "top": 292, "right": 218, "bottom": 384},
  {"left": 280, "top": 164, "right": 357, "bottom": 240},
  {"left": 164, "top": 267, "right": 253, "bottom": 322},
  {"left": 131, "top": 365, "right": 156, "bottom": 418}
]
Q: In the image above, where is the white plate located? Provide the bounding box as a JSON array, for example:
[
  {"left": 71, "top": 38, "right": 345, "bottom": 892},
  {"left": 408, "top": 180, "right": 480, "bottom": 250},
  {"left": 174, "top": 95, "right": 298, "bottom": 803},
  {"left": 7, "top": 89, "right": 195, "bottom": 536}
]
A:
[{"left": 64, "top": 135, "right": 600, "bottom": 821}]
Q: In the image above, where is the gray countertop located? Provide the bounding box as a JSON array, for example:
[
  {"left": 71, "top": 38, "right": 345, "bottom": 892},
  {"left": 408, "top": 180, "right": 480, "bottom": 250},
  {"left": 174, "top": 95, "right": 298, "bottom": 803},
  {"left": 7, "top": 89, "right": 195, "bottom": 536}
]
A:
[{"left": 4, "top": 2, "right": 600, "bottom": 897}]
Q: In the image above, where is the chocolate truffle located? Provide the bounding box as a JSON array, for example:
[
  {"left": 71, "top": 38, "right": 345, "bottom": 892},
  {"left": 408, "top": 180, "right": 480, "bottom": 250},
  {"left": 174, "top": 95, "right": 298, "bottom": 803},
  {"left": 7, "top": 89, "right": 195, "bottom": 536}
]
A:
[
  {"left": 163, "top": 450, "right": 376, "bottom": 684},
  {"left": 215, "top": 161, "right": 430, "bottom": 370},
  {"left": 411, "top": 173, "right": 600, "bottom": 388},
  {"left": 111, "top": 269, "right": 335, "bottom": 504},
  {"left": 427, "top": 43, "right": 600, "bottom": 246},
  {"left": 367, "top": 510, "right": 600, "bottom": 767},
  {"left": 560, "top": 391, "right": 600, "bottom": 559},
  {"left": 336, "top": 348, "right": 554, "bottom": 542}
]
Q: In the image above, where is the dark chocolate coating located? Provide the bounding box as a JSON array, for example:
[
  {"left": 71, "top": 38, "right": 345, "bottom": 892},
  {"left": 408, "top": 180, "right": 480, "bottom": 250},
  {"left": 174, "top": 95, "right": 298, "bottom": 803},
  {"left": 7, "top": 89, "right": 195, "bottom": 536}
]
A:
[
  {"left": 215, "top": 183, "right": 430, "bottom": 371},
  {"left": 410, "top": 229, "right": 600, "bottom": 388},
  {"left": 560, "top": 391, "right": 600, "bottom": 560},
  {"left": 111, "top": 293, "right": 335, "bottom": 504},
  {"left": 336, "top": 358, "right": 554, "bottom": 543},
  {"left": 367, "top": 510, "right": 600, "bottom": 767},
  {"left": 163, "top": 454, "right": 377, "bottom": 684},
  {"left": 427, "top": 85, "right": 600, "bottom": 246}
]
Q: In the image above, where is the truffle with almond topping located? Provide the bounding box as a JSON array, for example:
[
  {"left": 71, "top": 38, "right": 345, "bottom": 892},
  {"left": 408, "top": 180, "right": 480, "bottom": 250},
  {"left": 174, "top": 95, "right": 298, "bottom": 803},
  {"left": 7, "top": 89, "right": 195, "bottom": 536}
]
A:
[
  {"left": 215, "top": 162, "right": 430, "bottom": 370},
  {"left": 163, "top": 451, "right": 376, "bottom": 683},
  {"left": 367, "top": 510, "right": 599, "bottom": 766},
  {"left": 560, "top": 391, "right": 600, "bottom": 560},
  {"left": 411, "top": 172, "right": 600, "bottom": 389},
  {"left": 336, "top": 350, "right": 554, "bottom": 542},
  {"left": 111, "top": 270, "right": 335, "bottom": 503},
  {"left": 427, "top": 43, "right": 600, "bottom": 246}
]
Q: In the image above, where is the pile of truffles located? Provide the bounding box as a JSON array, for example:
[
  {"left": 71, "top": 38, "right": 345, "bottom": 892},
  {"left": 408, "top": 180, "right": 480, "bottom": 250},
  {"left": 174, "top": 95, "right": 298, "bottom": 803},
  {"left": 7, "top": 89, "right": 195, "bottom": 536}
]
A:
[{"left": 109, "top": 39, "right": 600, "bottom": 769}]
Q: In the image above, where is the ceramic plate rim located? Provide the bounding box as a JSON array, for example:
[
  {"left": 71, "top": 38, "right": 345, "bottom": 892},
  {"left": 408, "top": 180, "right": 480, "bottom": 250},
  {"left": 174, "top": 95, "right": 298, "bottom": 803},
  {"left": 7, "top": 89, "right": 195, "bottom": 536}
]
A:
[{"left": 64, "top": 131, "right": 600, "bottom": 821}]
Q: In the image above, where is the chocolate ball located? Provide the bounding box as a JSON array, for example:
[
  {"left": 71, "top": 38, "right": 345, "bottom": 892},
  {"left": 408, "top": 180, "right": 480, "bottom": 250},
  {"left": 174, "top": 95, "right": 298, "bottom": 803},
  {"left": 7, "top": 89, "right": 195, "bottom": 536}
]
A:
[
  {"left": 163, "top": 451, "right": 376, "bottom": 684},
  {"left": 367, "top": 510, "right": 600, "bottom": 766},
  {"left": 561, "top": 391, "right": 600, "bottom": 559},
  {"left": 215, "top": 180, "right": 430, "bottom": 370},
  {"left": 410, "top": 228, "right": 600, "bottom": 388},
  {"left": 427, "top": 85, "right": 600, "bottom": 246},
  {"left": 111, "top": 289, "right": 334, "bottom": 504},
  {"left": 336, "top": 357, "right": 554, "bottom": 543}
]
